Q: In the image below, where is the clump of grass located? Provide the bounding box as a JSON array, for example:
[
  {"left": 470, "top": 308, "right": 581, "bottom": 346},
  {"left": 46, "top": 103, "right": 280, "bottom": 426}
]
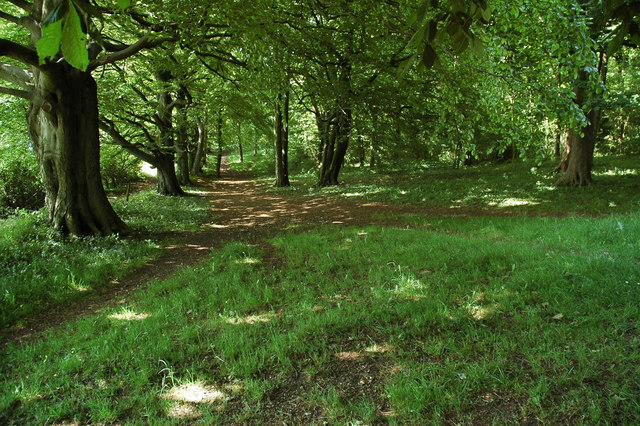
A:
[
  {"left": 0, "top": 188, "right": 211, "bottom": 328},
  {"left": 2, "top": 214, "right": 637, "bottom": 423}
]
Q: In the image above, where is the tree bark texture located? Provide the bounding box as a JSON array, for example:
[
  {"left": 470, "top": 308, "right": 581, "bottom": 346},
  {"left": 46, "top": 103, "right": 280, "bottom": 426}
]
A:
[
  {"left": 238, "top": 122, "right": 244, "bottom": 163},
  {"left": 154, "top": 70, "right": 185, "bottom": 194},
  {"left": 556, "top": 69, "right": 600, "bottom": 186},
  {"left": 274, "top": 91, "right": 290, "bottom": 187},
  {"left": 318, "top": 60, "right": 352, "bottom": 187},
  {"left": 27, "top": 66, "right": 128, "bottom": 235},
  {"left": 175, "top": 114, "right": 191, "bottom": 186},
  {"left": 190, "top": 117, "right": 207, "bottom": 176},
  {"left": 155, "top": 151, "right": 185, "bottom": 195},
  {"left": 215, "top": 113, "right": 223, "bottom": 179}
]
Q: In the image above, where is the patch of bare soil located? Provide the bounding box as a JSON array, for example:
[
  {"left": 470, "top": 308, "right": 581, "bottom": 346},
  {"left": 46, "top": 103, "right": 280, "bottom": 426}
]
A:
[{"left": 2, "top": 159, "right": 497, "bottom": 347}]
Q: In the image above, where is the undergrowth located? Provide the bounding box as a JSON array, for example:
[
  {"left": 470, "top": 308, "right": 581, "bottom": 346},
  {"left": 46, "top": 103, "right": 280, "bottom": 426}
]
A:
[
  {"left": 2, "top": 213, "right": 637, "bottom": 423},
  {"left": 0, "top": 187, "right": 210, "bottom": 328}
]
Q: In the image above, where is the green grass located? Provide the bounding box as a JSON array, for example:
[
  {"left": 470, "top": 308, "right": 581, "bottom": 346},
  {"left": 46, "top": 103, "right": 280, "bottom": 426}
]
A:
[
  {"left": 237, "top": 154, "right": 640, "bottom": 216},
  {"left": 2, "top": 213, "right": 637, "bottom": 423},
  {"left": 0, "top": 187, "right": 211, "bottom": 328}
]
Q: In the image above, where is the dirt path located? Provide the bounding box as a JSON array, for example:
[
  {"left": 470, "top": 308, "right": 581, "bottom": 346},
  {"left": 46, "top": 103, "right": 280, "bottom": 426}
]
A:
[{"left": 0, "top": 162, "right": 486, "bottom": 347}]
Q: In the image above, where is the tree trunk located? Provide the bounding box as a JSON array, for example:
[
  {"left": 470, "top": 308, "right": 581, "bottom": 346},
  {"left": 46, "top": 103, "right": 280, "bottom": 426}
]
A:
[
  {"left": 318, "top": 59, "right": 352, "bottom": 187},
  {"left": 274, "top": 91, "right": 291, "bottom": 187},
  {"left": 321, "top": 107, "right": 351, "bottom": 186},
  {"left": 238, "top": 122, "right": 244, "bottom": 163},
  {"left": 155, "top": 152, "right": 185, "bottom": 195},
  {"left": 215, "top": 113, "right": 223, "bottom": 179},
  {"left": 176, "top": 118, "right": 191, "bottom": 186},
  {"left": 556, "top": 69, "right": 598, "bottom": 186},
  {"left": 190, "top": 117, "right": 207, "bottom": 176},
  {"left": 28, "top": 66, "right": 127, "bottom": 236}
]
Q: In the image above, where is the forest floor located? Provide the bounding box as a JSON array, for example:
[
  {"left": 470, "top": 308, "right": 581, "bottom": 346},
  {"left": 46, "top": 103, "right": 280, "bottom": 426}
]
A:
[
  {"left": 1, "top": 160, "right": 506, "bottom": 347},
  {"left": 1, "top": 158, "right": 638, "bottom": 424}
]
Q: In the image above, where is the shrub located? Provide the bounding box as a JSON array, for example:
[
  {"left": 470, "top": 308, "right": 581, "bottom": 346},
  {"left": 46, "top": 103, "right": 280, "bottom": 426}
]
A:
[
  {"left": 0, "top": 145, "right": 44, "bottom": 215},
  {"left": 101, "top": 145, "right": 142, "bottom": 190}
]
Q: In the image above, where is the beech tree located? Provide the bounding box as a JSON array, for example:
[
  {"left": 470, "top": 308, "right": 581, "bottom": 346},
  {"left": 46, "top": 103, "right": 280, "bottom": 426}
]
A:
[{"left": 0, "top": 0, "right": 170, "bottom": 235}]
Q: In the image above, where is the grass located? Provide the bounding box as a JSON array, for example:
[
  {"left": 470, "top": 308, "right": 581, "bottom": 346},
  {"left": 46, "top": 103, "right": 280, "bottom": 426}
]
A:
[
  {"left": 0, "top": 186, "right": 211, "bottom": 328},
  {"left": 1, "top": 212, "right": 638, "bottom": 423},
  {"left": 237, "top": 153, "right": 640, "bottom": 216}
]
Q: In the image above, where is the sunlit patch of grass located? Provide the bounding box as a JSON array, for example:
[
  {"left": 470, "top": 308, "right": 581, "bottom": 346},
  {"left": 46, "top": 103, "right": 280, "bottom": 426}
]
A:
[
  {"left": 246, "top": 156, "right": 640, "bottom": 216},
  {"left": 113, "top": 188, "right": 211, "bottom": 232},
  {"left": 1, "top": 214, "right": 638, "bottom": 423}
]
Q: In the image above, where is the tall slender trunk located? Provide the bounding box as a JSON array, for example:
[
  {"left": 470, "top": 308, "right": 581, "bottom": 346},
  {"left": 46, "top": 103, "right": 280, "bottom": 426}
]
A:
[
  {"left": 190, "top": 117, "right": 207, "bottom": 176},
  {"left": 176, "top": 116, "right": 191, "bottom": 186},
  {"left": 154, "top": 70, "right": 185, "bottom": 194},
  {"left": 318, "top": 59, "right": 352, "bottom": 187},
  {"left": 370, "top": 113, "right": 378, "bottom": 168},
  {"left": 215, "top": 112, "right": 223, "bottom": 178},
  {"left": 237, "top": 122, "right": 244, "bottom": 163},
  {"left": 28, "top": 65, "right": 127, "bottom": 236},
  {"left": 274, "top": 91, "right": 291, "bottom": 187}
]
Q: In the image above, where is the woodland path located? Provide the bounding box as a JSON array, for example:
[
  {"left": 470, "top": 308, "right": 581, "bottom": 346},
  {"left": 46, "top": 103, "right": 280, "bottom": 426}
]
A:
[{"left": 1, "top": 160, "right": 482, "bottom": 347}]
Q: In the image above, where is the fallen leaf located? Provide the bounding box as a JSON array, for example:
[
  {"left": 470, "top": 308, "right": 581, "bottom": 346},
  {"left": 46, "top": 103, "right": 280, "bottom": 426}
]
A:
[{"left": 552, "top": 313, "right": 564, "bottom": 320}]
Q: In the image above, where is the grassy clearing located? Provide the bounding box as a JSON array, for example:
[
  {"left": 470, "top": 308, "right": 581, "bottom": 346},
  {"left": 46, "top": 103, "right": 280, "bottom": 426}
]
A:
[
  {"left": 0, "top": 187, "right": 210, "bottom": 328},
  {"left": 235, "top": 154, "right": 640, "bottom": 215},
  {"left": 2, "top": 213, "right": 637, "bottom": 423}
]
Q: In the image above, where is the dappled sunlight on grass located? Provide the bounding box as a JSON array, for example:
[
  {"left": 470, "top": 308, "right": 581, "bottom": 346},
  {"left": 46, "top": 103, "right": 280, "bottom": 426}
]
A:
[
  {"left": 161, "top": 383, "right": 226, "bottom": 404},
  {"left": 2, "top": 218, "right": 638, "bottom": 424},
  {"left": 489, "top": 198, "right": 540, "bottom": 207},
  {"left": 335, "top": 351, "right": 364, "bottom": 361},
  {"left": 365, "top": 343, "right": 394, "bottom": 354},
  {"left": 594, "top": 168, "right": 638, "bottom": 177},
  {"left": 108, "top": 308, "right": 151, "bottom": 321},
  {"left": 234, "top": 257, "right": 260, "bottom": 265},
  {"left": 254, "top": 156, "right": 640, "bottom": 216},
  {"left": 391, "top": 275, "right": 428, "bottom": 300},
  {"left": 166, "top": 402, "right": 202, "bottom": 420},
  {"left": 224, "top": 312, "right": 279, "bottom": 325}
]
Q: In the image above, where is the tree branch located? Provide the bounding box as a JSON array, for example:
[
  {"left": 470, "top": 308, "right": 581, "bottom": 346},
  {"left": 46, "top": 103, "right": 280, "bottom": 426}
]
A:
[
  {"left": 0, "top": 62, "right": 33, "bottom": 87},
  {"left": 99, "top": 118, "right": 159, "bottom": 166},
  {"left": 0, "top": 10, "right": 20, "bottom": 24},
  {"left": 0, "top": 85, "right": 31, "bottom": 99},
  {"left": 0, "top": 9, "right": 36, "bottom": 32},
  {"left": 0, "top": 39, "right": 39, "bottom": 67},
  {"left": 88, "top": 35, "right": 175, "bottom": 71},
  {"left": 5, "top": 0, "right": 32, "bottom": 12}
]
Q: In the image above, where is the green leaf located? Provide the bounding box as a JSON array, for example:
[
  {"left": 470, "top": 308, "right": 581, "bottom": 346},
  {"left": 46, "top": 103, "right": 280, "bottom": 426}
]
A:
[
  {"left": 472, "top": 36, "right": 484, "bottom": 56},
  {"left": 409, "top": 2, "right": 428, "bottom": 28},
  {"left": 426, "top": 20, "right": 438, "bottom": 42},
  {"left": 421, "top": 44, "right": 437, "bottom": 68},
  {"left": 35, "top": 19, "right": 63, "bottom": 64},
  {"left": 61, "top": 3, "right": 89, "bottom": 71},
  {"left": 116, "top": 0, "right": 131, "bottom": 11}
]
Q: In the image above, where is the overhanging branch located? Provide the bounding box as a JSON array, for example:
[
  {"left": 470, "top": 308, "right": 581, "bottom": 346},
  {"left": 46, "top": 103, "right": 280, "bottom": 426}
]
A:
[
  {"left": 6, "top": 0, "right": 32, "bottom": 12},
  {"left": 0, "top": 62, "right": 33, "bottom": 87},
  {"left": 0, "top": 86, "right": 31, "bottom": 99},
  {"left": 99, "top": 118, "right": 158, "bottom": 166},
  {"left": 88, "top": 35, "right": 175, "bottom": 71},
  {"left": 0, "top": 38, "right": 39, "bottom": 67}
]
